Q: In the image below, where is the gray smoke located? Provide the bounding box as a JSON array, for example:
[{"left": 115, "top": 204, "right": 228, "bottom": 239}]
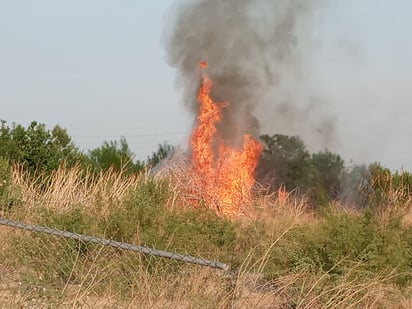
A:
[
  {"left": 165, "top": 0, "right": 329, "bottom": 149},
  {"left": 163, "top": 0, "right": 412, "bottom": 171}
]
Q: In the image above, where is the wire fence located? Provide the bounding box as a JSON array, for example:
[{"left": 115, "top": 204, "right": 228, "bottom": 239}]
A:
[{"left": 0, "top": 216, "right": 229, "bottom": 271}]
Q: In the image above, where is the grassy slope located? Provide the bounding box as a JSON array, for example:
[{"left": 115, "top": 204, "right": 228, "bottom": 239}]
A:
[{"left": 0, "top": 165, "right": 412, "bottom": 308}]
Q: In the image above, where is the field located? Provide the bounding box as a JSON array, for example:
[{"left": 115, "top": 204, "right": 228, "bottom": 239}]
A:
[{"left": 1, "top": 164, "right": 412, "bottom": 308}]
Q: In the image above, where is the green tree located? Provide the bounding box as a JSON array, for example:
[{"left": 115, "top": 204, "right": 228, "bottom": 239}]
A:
[
  {"left": 0, "top": 120, "right": 83, "bottom": 173},
  {"left": 311, "top": 150, "right": 345, "bottom": 202},
  {"left": 257, "top": 134, "right": 313, "bottom": 191},
  {"left": 146, "top": 143, "right": 175, "bottom": 168},
  {"left": 88, "top": 137, "right": 143, "bottom": 174}
]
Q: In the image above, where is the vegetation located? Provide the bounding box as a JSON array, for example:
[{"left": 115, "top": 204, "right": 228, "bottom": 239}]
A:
[
  {"left": 0, "top": 120, "right": 84, "bottom": 174},
  {"left": 88, "top": 137, "right": 144, "bottom": 174},
  {"left": 0, "top": 119, "right": 412, "bottom": 308},
  {"left": 257, "top": 133, "right": 412, "bottom": 209}
]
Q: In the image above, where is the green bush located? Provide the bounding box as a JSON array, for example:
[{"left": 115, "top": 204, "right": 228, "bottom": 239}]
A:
[
  {"left": 146, "top": 142, "right": 174, "bottom": 168},
  {"left": 262, "top": 211, "right": 412, "bottom": 286},
  {"left": 0, "top": 156, "right": 11, "bottom": 197},
  {"left": 257, "top": 134, "right": 312, "bottom": 191},
  {"left": 87, "top": 137, "right": 144, "bottom": 174},
  {"left": 40, "top": 207, "right": 97, "bottom": 235},
  {"left": 25, "top": 178, "right": 237, "bottom": 268},
  {"left": 12, "top": 201, "right": 236, "bottom": 296},
  {"left": 257, "top": 134, "right": 346, "bottom": 206},
  {"left": 0, "top": 120, "right": 84, "bottom": 174},
  {"left": 104, "top": 178, "right": 236, "bottom": 260},
  {"left": 311, "top": 150, "right": 344, "bottom": 203},
  {"left": 0, "top": 156, "right": 17, "bottom": 212}
]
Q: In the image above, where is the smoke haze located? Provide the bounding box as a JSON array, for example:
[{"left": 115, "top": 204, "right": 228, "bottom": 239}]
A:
[
  {"left": 165, "top": 0, "right": 412, "bottom": 169},
  {"left": 165, "top": 0, "right": 317, "bottom": 146}
]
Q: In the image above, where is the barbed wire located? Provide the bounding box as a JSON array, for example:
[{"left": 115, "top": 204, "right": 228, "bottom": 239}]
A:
[{"left": 0, "top": 217, "right": 229, "bottom": 271}]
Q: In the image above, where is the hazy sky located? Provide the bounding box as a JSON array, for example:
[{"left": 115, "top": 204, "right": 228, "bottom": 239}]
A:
[
  {"left": 1, "top": 1, "right": 411, "bottom": 171},
  {"left": 1, "top": 0, "right": 191, "bottom": 159}
]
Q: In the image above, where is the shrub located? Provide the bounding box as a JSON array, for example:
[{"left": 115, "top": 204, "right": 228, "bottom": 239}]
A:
[
  {"left": 257, "top": 134, "right": 312, "bottom": 191},
  {"left": 0, "top": 156, "right": 18, "bottom": 211},
  {"left": 311, "top": 150, "right": 345, "bottom": 203},
  {"left": 257, "top": 134, "right": 347, "bottom": 206},
  {"left": 0, "top": 120, "right": 84, "bottom": 174},
  {"left": 104, "top": 178, "right": 237, "bottom": 260},
  {"left": 146, "top": 143, "right": 175, "bottom": 168},
  {"left": 88, "top": 137, "right": 143, "bottom": 174},
  {"left": 262, "top": 210, "right": 412, "bottom": 286},
  {"left": 0, "top": 156, "right": 11, "bottom": 198}
]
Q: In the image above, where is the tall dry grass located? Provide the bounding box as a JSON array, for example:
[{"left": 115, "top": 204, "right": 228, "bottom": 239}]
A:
[
  {"left": 1, "top": 241, "right": 407, "bottom": 308},
  {"left": 0, "top": 164, "right": 411, "bottom": 308},
  {"left": 9, "top": 164, "right": 152, "bottom": 220}
]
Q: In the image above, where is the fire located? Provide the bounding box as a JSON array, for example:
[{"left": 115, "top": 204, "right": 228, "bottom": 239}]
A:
[{"left": 190, "top": 62, "right": 262, "bottom": 217}]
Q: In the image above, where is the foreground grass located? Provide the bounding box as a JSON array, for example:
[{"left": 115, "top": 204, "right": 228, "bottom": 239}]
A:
[{"left": 0, "top": 165, "right": 412, "bottom": 308}]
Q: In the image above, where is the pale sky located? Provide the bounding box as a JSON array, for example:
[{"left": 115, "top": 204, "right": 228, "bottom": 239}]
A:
[
  {"left": 1, "top": 1, "right": 411, "bottom": 170},
  {"left": 0, "top": 0, "right": 192, "bottom": 160}
]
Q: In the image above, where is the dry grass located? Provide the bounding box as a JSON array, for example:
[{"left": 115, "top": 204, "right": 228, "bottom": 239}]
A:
[
  {"left": 1, "top": 243, "right": 406, "bottom": 308},
  {"left": 0, "top": 240, "right": 409, "bottom": 308},
  {"left": 10, "top": 164, "right": 149, "bottom": 220},
  {"left": 155, "top": 155, "right": 259, "bottom": 218},
  {"left": 1, "top": 164, "right": 411, "bottom": 308}
]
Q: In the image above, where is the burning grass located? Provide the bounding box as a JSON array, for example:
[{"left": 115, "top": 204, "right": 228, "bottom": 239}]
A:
[
  {"left": 0, "top": 164, "right": 412, "bottom": 308},
  {"left": 155, "top": 150, "right": 266, "bottom": 219},
  {"left": 182, "top": 62, "right": 263, "bottom": 218}
]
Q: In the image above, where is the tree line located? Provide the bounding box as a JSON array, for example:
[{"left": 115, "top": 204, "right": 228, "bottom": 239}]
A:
[{"left": 0, "top": 120, "right": 411, "bottom": 209}]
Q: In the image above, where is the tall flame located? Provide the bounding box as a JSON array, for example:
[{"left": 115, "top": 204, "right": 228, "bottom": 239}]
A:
[{"left": 190, "top": 62, "right": 262, "bottom": 217}]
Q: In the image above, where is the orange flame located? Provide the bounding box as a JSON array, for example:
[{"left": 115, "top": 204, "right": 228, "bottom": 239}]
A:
[{"left": 190, "top": 62, "right": 262, "bottom": 217}]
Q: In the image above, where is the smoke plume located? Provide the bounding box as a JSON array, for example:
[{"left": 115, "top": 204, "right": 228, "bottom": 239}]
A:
[
  {"left": 165, "top": 0, "right": 327, "bottom": 149},
  {"left": 166, "top": 0, "right": 412, "bottom": 170}
]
